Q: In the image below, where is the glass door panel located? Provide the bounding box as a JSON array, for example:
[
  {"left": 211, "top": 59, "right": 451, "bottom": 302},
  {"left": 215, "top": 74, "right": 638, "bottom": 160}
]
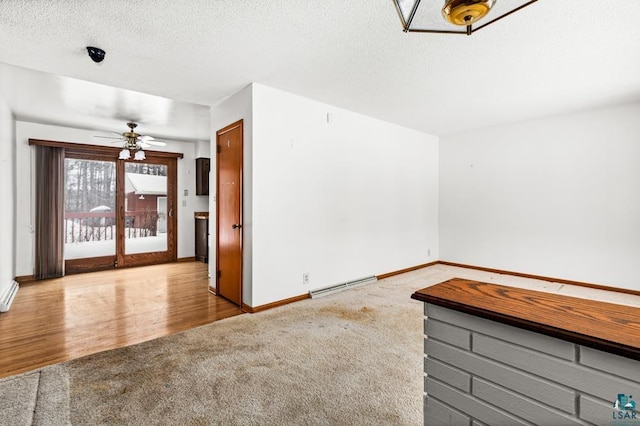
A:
[
  {"left": 64, "top": 158, "right": 116, "bottom": 260},
  {"left": 124, "top": 162, "right": 168, "bottom": 255}
]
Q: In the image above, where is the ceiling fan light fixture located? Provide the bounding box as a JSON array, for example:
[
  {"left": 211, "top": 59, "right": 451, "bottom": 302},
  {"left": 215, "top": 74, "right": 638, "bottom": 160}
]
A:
[
  {"left": 96, "top": 122, "right": 167, "bottom": 160},
  {"left": 442, "top": 0, "right": 494, "bottom": 26}
]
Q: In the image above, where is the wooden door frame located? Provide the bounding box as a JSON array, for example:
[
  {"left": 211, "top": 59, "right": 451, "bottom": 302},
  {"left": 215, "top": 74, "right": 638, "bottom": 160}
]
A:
[{"left": 215, "top": 119, "right": 244, "bottom": 304}]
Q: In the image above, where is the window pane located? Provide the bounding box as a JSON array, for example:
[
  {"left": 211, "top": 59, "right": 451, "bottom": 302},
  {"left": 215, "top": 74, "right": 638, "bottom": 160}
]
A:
[
  {"left": 64, "top": 159, "right": 116, "bottom": 260},
  {"left": 124, "top": 162, "right": 168, "bottom": 255}
]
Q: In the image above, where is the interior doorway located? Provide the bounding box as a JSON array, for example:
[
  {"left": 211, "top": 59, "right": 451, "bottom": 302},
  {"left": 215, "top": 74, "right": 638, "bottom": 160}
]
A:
[
  {"left": 63, "top": 147, "right": 178, "bottom": 274},
  {"left": 216, "top": 120, "right": 243, "bottom": 306}
]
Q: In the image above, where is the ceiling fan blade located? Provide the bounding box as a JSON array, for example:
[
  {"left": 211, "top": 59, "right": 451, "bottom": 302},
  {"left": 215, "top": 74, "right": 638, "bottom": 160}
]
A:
[
  {"left": 98, "top": 123, "right": 169, "bottom": 150},
  {"left": 94, "top": 135, "right": 124, "bottom": 140}
]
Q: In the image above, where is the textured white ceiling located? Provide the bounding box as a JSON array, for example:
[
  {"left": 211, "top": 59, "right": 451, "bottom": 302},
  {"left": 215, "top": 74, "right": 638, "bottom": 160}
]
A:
[{"left": 0, "top": 0, "right": 638, "bottom": 137}]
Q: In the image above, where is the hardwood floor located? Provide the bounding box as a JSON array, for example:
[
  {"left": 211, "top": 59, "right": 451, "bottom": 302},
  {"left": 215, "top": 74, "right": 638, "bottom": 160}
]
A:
[{"left": 0, "top": 261, "right": 243, "bottom": 379}]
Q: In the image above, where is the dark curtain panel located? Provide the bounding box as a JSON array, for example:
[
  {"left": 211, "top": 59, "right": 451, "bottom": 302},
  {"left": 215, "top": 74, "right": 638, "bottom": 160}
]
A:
[{"left": 35, "top": 146, "right": 65, "bottom": 279}]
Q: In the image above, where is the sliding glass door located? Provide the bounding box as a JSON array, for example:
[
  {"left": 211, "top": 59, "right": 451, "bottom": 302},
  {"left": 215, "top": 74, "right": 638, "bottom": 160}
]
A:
[{"left": 63, "top": 149, "right": 177, "bottom": 274}]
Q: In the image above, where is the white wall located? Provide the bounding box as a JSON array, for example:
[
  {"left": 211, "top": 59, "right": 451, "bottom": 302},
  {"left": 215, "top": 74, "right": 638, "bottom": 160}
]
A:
[
  {"left": 251, "top": 84, "right": 439, "bottom": 307},
  {"left": 195, "top": 140, "right": 210, "bottom": 159},
  {"left": 210, "top": 85, "right": 253, "bottom": 302},
  {"left": 14, "top": 121, "right": 207, "bottom": 276},
  {"left": 0, "top": 93, "right": 15, "bottom": 295},
  {"left": 440, "top": 103, "right": 640, "bottom": 291}
]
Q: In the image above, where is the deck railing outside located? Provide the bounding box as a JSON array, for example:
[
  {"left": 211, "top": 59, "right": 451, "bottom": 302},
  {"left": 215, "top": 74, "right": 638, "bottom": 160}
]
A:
[{"left": 64, "top": 211, "right": 161, "bottom": 243}]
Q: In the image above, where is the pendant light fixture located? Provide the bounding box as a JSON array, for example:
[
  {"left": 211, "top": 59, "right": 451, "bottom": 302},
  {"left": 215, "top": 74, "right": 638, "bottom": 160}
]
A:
[
  {"left": 393, "top": 0, "right": 537, "bottom": 35},
  {"left": 442, "top": 0, "right": 494, "bottom": 26}
]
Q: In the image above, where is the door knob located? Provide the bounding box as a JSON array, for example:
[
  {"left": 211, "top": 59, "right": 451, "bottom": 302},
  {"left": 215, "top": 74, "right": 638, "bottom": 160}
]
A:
[{"left": 232, "top": 224, "right": 242, "bottom": 229}]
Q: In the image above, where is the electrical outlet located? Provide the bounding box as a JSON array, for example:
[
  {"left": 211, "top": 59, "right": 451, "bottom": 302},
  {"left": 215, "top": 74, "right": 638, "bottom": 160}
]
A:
[
  {"left": 182, "top": 200, "right": 187, "bottom": 207},
  {"left": 303, "top": 272, "right": 310, "bottom": 285},
  {"left": 428, "top": 249, "right": 431, "bottom": 257}
]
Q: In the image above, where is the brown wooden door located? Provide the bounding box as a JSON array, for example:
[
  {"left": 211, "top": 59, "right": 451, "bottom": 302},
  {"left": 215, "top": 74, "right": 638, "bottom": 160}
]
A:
[{"left": 216, "top": 120, "right": 243, "bottom": 306}]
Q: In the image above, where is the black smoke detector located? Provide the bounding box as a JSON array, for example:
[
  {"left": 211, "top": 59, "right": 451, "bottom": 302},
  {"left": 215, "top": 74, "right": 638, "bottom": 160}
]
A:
[{"left": 86, "top": 46, "right": 106, "bottom": 63}]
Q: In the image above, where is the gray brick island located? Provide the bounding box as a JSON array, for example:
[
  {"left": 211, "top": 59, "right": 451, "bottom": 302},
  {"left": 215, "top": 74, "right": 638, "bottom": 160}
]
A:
[{"left": 411, "top": 279, "right": 640, "bottom": 426}]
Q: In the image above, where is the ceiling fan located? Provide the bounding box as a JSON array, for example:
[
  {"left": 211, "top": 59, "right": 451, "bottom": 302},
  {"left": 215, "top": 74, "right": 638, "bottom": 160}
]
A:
[{"left": 95, "top": 122, "right": 166, "bottom": 160}]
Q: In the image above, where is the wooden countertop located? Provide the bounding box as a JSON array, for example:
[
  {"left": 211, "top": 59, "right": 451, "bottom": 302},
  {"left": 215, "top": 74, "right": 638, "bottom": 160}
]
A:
[{"left": 412, "top": 278, "right": 640, "bottom": 361}]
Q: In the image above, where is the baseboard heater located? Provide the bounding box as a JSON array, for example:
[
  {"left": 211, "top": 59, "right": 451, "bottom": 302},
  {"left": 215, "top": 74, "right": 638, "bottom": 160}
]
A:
[
  {"left": 309, "top": 275, "right": 377, "bottom": 299},
  {"left": 0, "top": 280, "right": 19, "bottom": 312}
]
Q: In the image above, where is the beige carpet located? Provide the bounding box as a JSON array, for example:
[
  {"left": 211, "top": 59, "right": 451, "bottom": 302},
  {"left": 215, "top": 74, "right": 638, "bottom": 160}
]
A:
[{"left": 1, "top": 265, "right": 449, "bottom": 426}]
